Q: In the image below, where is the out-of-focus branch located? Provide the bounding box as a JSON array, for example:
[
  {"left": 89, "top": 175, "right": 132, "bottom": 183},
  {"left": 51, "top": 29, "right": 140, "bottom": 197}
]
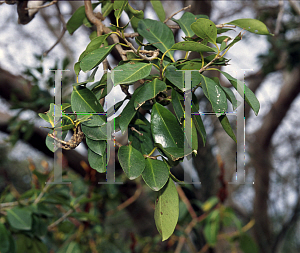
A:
[
  {"left": 274, "top": 0, "right": 284, "bottom": 35},
  {"left": 288, "top": 0, "right": 300, "bottom": 16},
  {"left": 25, "top": 0, "right": 57, "bottom": 10}
]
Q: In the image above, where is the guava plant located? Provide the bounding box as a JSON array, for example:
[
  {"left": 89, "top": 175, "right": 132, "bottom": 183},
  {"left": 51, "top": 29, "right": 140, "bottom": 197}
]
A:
[{"left": 38, "top": 0, "right": 272, "bottom": 241}]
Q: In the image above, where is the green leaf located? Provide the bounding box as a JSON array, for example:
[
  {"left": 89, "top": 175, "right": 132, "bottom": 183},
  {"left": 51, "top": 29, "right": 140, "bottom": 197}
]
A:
[
  {"left": 113, "top": 62, "right": 152, "bottom": 86},
  {"left": 239, "top": 233, "right": 259, "bottom": 253},
  {"left": 154, "top": 178, "right": 179, "bottom": 241},
  {"left": 79, "top": 33, "right": 111, "bottom": 61},
  {"left": 86, "top": 138, "right": 106, "bottom": 156},
  {"left": 31, "top": 215, "right": 47, "bottom": 237},
  {"left": 211, "top": 77, "right": 237, "bottom": 109},
  {"left": 171, "top": 12, "right": 201, "bottom": 37},
  {"left": 80, "top": 44, "right": 116, "bottom": 72},
  {"left": 0, "top": 223, "right": 10, "bottom": 253},
  {"left": 127, "top": 3, "right": 144, "bottom": 19},
  {"left": 219, "top": 115, "right": 236, "bottom": 142},
  {"left": 114, "top": 0, "right": 128, "bottom": 20},
  {"left": 138, "top": 19, "right": 174, "bottom": 60},
  {"left": 16, "top": 235, "right": 47, "bottom": 253},
  {"left": 46, "top": 129, "right": 68, "bottom": 152},
  {"left": 204, "top": 211, "right": 220, "bottom": 246},
  {"left": 218, "top": 70, "right": 260, "bottom": 115},
  {"left": 118, "top": 145, "right": 145, "bottom": 180},
  {"left": 134, "top": 79, "right": 167, "bottom": 109},
  {"left": 71, "top": 86, "right": 106, "bottom": 127},
  {"left": 74, "top": 62, "right": 81, "bottom": 77},
  {"left": 192, "top": 96, "right": 206, "bottom": 145},
  {"left": 157, "top": 145, "right": 185, "bottom": 161},
  {"left": 200, "top": 75, "right": 228, "bottom": 115},
  {"left": 142, "top": 158, "right": 169, "bottom": 191},
  {"left": 81, "top": 124, "right": 110, "bottom": 141},
  {"left": 171, "top": 41, "right": 216, "bottom": 52},
  {"left": 7, "top": 207, "right": 32, "bottom": 231},
  {"left": 191, "top": 18, "right": 217, "bottom": 44},
  {"left": 128, "top": 112, "right": 155, "bottom": 155},
  {"left": 66, "top": 3, "right": 99, "bottom": 34},
  {"left": 171, "top": 88, "right": 184, "bottom": 123},
  {"left": 151, "top": 103, "right": 184, "bottom": 149},
  {"left": 88, "top": 148, "right": 107, "bottom": 173},
  {"left": 101, "top": 1, "right": 114, "bottom": 17},
  {"left": 226, "top": 18, "right": 273, "bottom": 35},
  {"left": 150, "top": 0, "right": 165, "bottom": 22},
  {"left": 165, "top": 65, "right": 201, "bottom": 91}
]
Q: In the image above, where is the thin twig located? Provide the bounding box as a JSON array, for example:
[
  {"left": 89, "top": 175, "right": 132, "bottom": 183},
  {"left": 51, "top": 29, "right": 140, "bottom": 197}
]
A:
[
  {"left": 123, "top": 32, "right": 140, "bottom": 38},
  {"left": 43, "top": 28, "right": 67, "bottom": 57},
  {"left": 131, "top": 127, "right": 143, "bottom": 136},
  {"left": 122, "top": 49, "right": 159, "bottom": 56},
  {"left": 43, "top": 2, "right": 67, "bottom": 56},
  {"left": 120, "top": 35, "right": 160, "bottom": 61},
  {"left": 164, "top": 5, "right": 191, "bottom": 24},
  {"left": 275, "top": 0, "right": 284, "bottom": 35},
  {"left": 0, "top": 200, "right": 29, "bottom": 208},
  {"left": 177, "top": 185, "right": 197, "bottom": 219},
  {"left": 48, "top": 208, "right": 74, "bottom": 230},
  {"left": 106, "top": 183, "right": 142, "bottom": 216},
  {"left": 34, "top": 176, "right": 53, "bottom": 204},
  {"left": 25, "top": 0, "right": 57, "bottom": 10}
]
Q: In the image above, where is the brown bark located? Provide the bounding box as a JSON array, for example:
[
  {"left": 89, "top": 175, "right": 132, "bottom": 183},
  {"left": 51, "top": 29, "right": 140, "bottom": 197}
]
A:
[{"left": 250, "top": 66, "right": 300, "bottom": 252}]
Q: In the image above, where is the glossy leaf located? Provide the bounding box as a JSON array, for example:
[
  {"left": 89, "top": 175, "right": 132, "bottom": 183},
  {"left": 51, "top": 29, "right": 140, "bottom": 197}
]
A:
[
  {"left": 151, "top": 103, "right": 184, "bottom": 149},
  {"left": 211, "top": 77, "right": 237, "bottom": 109},
  {"left": 71, "top": 86, "right": 106, "bottom": 127},
  {"left": 171, "top": 41, "right": 216, "bottom": 52},
  {"left": 171, "top": 88, "right": 184, "bottom": 123},
  {"left": 80, "top": 44, "right": 115, "bottom": 72},
  {"left": 150, "top": 0, "right": 165, "bottom": 22},
  {"left": 114, "top": 0, "right": 128, "bottom": 20},
  {"left": 74, "top": 62, "right": 81, "bottom": 77},
  {"left": 79, "top": 33, "right": 111, "bottom": 61},
  {"left": 200, "top": 75, "right": 228, "bottom": 115},
  {"left": 81, "top": 124, "right": 110, "bottom": 141},
  {"left": 165, "top": 65, "right": 201, "bottom": 91},
  {"left": 192, "top": 97, "right": 206, "bottom": 145},
  {"left": 218, "top": 70, "right": 260, "bottom": 115},
  {"left": 156, "top": 145, "right": 185, "bottom": 161},
  {"left": 138, "top": 19, "right": 174, "bottom": 60},
  {"left": 128, "top": 113, "right": 155, "bottom": 155},
  {"left": 226, "top": 18, "right": 273, "bottom": 35},
  {"left": 118, "top": 145, "right": 145, "bottom": 180},
  {"left": 134, "top": 79, "right": 167, "bottom": 109},
  {"left": 142, "top": 158, "right": 169, "bottom": 191},
  {"left": 172, "top": 12, "right": 201, "bottom": 37},
  {"left": 101, "top": 1, "right": 114, "bottom": 17},
  {"left": 191, "top": 18, "right": 217, "bottom": 44},
  {"left": 66, "top": 3, "right": 99, "bottom": 34},
  {"left": 88, "top": 148, "right": 107, "bottom": 173},
  {"left": 127, "top": 3, "right": 144, "bottom": 19},
  {"left": 46, "top": 130, "right": 68, "bottom": 152},
  {"left": 86, "top": 138, "right": 106, "bottom": 156},
  {"left": 7, "top": 207, "right": 32, "bottom": 231},
  {"left": 113, "top": 62, "right": 152, "bottom": 86},
  {"left": 154, "top": 178, "right": 179, "bottom": 241},
  {"left": 219, "top": 115, "right": 237, "bottom": 142}
]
